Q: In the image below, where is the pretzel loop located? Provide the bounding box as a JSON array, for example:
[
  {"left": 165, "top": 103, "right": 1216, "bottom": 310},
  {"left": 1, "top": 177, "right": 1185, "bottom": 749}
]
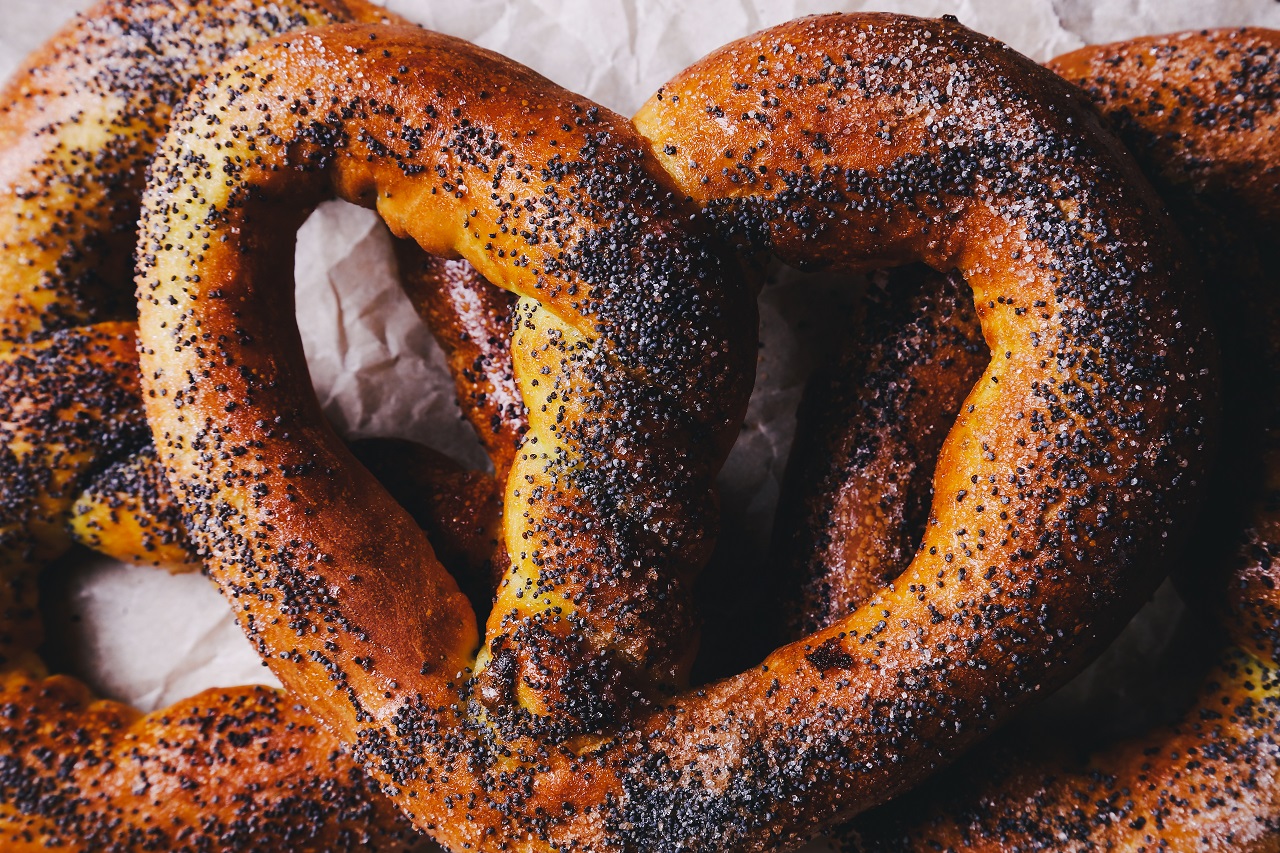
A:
[
  {"left": 138, "top": 14, "right": 1215, "bottom": 852},
  {"left": 0, "top": 1, "right": 511, "bottom": 847},
  {"left": 138, "top": 23, "right": 753, "bottom": 743},
  {"left": 841, "top": 28, "right": 1280, "bottom": 850}
]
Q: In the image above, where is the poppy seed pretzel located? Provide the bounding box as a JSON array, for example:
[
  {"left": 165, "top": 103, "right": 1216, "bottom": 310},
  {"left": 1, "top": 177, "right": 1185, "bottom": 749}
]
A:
[
  {"left": 0, "top": 245, "right": 516, "bottom": 851},
  {"left": 828, "top": 28, "right": 1280, "bottom": 851},
  {"left": 138, "top": 14, "right": 1212, "bottom": 851},
  {"left": 138, "top": 17, "right": 755, "bottom": 752},
  {"left": 0, "top": 323, "right": 419, "bottom": 851},
  {"left": 0, "top": 0, "right": 517, "bottom": 847},
  {"left": 627, "top": 15, "right": 1212, "bottom": 843}
]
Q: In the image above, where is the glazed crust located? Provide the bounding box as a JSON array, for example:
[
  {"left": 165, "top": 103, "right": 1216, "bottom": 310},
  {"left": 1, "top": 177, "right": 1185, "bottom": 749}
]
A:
[
  {"left": 845, "top": 648, "right": 1280, "bottom": 852},
  {"left": 0, "top": 671, "right": 409, "bottom": 852},
  {"left": 0, "top": 324, "right": 146, "bottom": 673},
  {"left": 1049, "top": 28, "right": 1280, "bottom": 666},
  {"left": 819, "top": 29, "right": 1280, "bottom": 852},
  {"left": 63, "top": 255, "right": 521, "bottom": 584},
  {"left": 0, "top": 5, "right": 536, "bottom": 847},
  {"left": 0, "top": 324, "right": 420, "bottom": 850},
  {"left": 138, "top": 8, "right": 754, "bottom": 797},
  {"left": 1052, "top": 28, "right": 1280, "bottom": 223},
  {"left": 631, "top": 13, "right": 1212, "bottom": 846},
  {"left": 0, "top": 1, "right": 442, "bottom": 848},
  {"left": 137, "top": 15, "right": 1212, "bottom": 851},
  {"left": 68, "top": 435, "right": 512, "bottom": 584},
  {"left": 352, "top": 437, "right": 508, "bottom": 614}
]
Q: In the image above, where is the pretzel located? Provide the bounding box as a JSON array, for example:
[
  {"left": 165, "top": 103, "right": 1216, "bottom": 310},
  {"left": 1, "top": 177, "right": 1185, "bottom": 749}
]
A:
[
  {"left": 135, "top": 14, "right": 1215, "bottom": 850},
  {"left": 0, "top": 0, "right": 526, "bottom": 847},
  {"left": 766, "top": 28, "right": 1280, "bottom": 851},
  {"left": 0, "top": 301, "right": 511, "bottom": 853},
  {"left": 0, "top": 324, "right": 415, "bottom": 850}
]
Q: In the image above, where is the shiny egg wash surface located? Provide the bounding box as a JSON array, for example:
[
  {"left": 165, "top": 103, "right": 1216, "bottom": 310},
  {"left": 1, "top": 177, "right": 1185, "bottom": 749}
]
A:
[
  {"left": 840, "top": 28, "right": 1280, "bottom": 852},
  {"left": 624, "top": 14, "right": 1214, "bottom": 850},
  {"left": 0, "top": 1, "right": 445, "bottom": 849},
  {"left": 137, "top": 21, "right": 754, "bottom": 852},
  {"left": 136, "top": 14, "right": 1214, "bottom": 853},
  {"left": 0, "top": 323, "right": 420, "bottom": 850}
]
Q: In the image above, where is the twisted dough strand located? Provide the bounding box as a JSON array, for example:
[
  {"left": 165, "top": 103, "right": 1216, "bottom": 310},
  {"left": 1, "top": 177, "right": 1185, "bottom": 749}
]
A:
[
  {"left": 0, "top": 1, "right": 511, "bottom": 848},
  {"left": 769, "top": 28, "right": 1280, "bottom": 852},
  {"left": 138, "top": 15, "right": 1213, "bottom": 851}
]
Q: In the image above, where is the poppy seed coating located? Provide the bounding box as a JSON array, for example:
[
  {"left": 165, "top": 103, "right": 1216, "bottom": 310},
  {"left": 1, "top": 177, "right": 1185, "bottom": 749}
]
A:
[
  {"left": 0, "top": 1, "right": 444, "bottom": 848},
  {"left": 138, "top": 14, "right": 1213, "bottom": 853},
  {"left": 822, "top": 28, "right": 1280, "bottom": 853},
  {"left": 137, "top": 21, "right": 754, "bottom": 851}
]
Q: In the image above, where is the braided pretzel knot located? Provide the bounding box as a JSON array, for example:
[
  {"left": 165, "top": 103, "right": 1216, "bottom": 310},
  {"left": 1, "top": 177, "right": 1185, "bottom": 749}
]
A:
[
  {"left": 138, "top": 14, "right": 1213, "bottom": 851},
  {"left": 827, "top": 29, "right": 1280, "bottom": 850},
  {"left": 0, "top": 0, "right": 529, "bottom": 847}
]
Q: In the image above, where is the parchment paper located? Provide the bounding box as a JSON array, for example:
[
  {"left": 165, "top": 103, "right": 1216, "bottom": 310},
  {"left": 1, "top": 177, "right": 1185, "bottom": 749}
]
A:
[{"left": 10, "top": 1, "right": 1280, "bottom": 849}]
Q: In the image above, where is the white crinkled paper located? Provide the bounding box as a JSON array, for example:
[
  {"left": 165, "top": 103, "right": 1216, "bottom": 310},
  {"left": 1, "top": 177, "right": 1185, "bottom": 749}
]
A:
[{"left": 8, "top": 1, "right": 1280, "bottom": 849}]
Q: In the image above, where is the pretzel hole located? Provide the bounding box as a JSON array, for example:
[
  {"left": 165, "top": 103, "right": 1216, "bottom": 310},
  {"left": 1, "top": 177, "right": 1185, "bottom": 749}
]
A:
[
  {"left": 691, "top": 264, "right": 982, "bottom": 683},
  {"left": 37, "top": 202, "right": 507, "bottom": 711},
  {"left": 700, "top": 260, "right": 1207, "bottom": 744}
]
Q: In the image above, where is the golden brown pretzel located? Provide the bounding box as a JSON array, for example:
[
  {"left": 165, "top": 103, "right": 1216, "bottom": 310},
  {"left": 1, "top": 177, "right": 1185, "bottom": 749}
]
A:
[
  {"left": 0, "top": 324, "right": 418, "bottom": 850},
  {"left": 137, "top": 15, "right": 1212, "bottom": 850},
  {"left": 768, "top": 28, "right": 1280, "bottom": 851},
  {"left": 0, "top": 0, "right": 527, "bottom": 848},
  {"left": 0, "top": 287, "right": 513, "bottom": 851},
  {"left": 138, "top": 12, "right": 754, "bottom": 750}
]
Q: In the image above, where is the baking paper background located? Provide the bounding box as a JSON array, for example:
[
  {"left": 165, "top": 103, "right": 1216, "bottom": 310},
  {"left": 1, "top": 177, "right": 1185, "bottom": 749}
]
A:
[{"left": 7, "top": 1, "right": 1279, "bottom": 849}]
